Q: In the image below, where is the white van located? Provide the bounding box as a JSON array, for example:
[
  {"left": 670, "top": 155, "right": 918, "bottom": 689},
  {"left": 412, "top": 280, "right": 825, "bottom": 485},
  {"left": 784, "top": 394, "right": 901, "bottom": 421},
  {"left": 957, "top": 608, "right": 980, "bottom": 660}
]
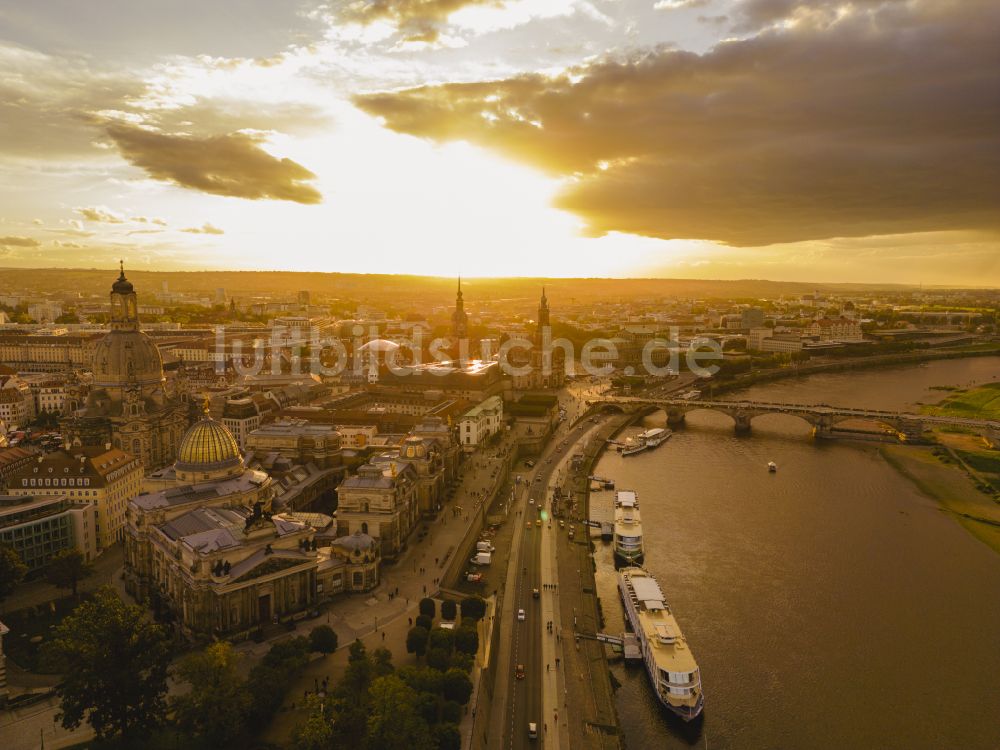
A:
[{"left": 527, "top": 722, "right": 538, "bottom": 740}]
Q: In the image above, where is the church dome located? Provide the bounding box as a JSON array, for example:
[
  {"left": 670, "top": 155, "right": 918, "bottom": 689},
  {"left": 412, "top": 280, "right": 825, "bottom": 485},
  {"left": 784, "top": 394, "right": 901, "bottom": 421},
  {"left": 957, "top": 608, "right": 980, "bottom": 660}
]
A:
[
  {"left": 91, "top": 330, "right": 164, "bottom": 388},
  {"left": 175, "top": 415, "right": 243, "bottom": 480},
  {"left": 358, "top": 339, "right": 400, "bottom": 353}
]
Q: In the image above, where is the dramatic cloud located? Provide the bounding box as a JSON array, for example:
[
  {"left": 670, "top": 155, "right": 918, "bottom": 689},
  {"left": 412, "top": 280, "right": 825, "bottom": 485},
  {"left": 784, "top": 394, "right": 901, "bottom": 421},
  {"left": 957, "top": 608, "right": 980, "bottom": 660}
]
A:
[
  {"left": 0, "top": 236, "right": 41, "bottom": 248},
  {"left": 181, "top": 222, "right": 225, "bottom": 234},
  {"left": 106, "top": 123, "right": 322, "bottom": 204},
  {"left": 339, "top": 0, "right": 500, "bottom": 42},
  {"left": 76, "top": 207, "right": 126, "bottom": 223},
  {"left": 356, "top": 0, "right": 1000, "bottom": 246}
]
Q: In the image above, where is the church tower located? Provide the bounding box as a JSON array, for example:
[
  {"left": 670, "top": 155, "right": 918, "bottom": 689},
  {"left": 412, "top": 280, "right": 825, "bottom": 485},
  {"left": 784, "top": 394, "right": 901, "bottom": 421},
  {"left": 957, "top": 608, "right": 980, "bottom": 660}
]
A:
[
  {"left": 535, "top": 286, "right": 550, "bottom": 341},
  {"left": 451, "top": 276, "right": 469, "bottom": 340},
  {"left": 110, "top": 260, "right": 140, "bottom": 332}
]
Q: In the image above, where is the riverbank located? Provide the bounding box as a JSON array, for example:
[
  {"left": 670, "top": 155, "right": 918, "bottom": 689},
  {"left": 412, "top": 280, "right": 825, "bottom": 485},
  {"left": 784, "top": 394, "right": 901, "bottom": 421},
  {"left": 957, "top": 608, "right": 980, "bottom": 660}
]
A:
[
  {"left": 712, "top": 344, "right": 1000, "bottom": 396},
  {"left": 881, "top": 444, "right": 1000, "bottom": 554}
]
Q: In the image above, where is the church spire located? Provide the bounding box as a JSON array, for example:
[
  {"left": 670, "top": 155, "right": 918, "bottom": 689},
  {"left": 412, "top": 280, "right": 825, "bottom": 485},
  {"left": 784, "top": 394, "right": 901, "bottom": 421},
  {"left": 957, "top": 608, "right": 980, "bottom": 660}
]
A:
[{"left": 451, "top": 275, "right": 468, "bottom": 340}]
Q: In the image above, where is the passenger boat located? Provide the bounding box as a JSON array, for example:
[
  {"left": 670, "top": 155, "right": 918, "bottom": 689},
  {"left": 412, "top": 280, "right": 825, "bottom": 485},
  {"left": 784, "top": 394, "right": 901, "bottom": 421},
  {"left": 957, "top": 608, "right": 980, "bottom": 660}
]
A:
[
  {"left": 613, "top": 490, "right": 643, "bottom": 563},
  {"left": 618, "top": 566, "right": 704, "bottom": 721}
]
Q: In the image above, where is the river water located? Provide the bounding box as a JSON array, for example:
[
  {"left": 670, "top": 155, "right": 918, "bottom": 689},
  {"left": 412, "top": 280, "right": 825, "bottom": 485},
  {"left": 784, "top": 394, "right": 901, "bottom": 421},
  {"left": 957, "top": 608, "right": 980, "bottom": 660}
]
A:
[{"left": 591, "top": 357, "right": 1000, "bottom": 750}]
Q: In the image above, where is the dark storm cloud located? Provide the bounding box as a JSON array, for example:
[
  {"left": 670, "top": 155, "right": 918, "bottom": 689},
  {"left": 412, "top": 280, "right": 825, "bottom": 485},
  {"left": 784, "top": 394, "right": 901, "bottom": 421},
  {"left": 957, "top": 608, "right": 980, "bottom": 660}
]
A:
[
  {"left": 106, "top": 123, "right": 322, "bottom": 204},
  {"left": 355, "top": 0, "right": 1000, "bottom": 246}
]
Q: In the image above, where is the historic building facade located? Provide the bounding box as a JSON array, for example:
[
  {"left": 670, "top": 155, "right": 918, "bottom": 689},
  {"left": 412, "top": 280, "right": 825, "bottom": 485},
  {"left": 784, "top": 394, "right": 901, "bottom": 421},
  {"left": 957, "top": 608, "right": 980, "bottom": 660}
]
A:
[
  {"left": 509, "top": 289, "right": 567, "bottom": 390},
  {"left": 125, "top": 413, "right": 374, "bottom": 640},
  {"left": 8, "top": 446, "right": 143, "bottom": 550},
  {"left": 335, "top": 461, "right": 419, "bottom": 559},
  {"left": 62, "top": 265, "right": 194, "bottom": 471}
]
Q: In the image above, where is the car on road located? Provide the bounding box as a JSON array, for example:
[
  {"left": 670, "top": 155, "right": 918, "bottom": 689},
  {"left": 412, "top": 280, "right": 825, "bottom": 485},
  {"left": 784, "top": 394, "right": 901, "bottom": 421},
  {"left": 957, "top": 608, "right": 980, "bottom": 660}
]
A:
[
  {"left": 515, "top": 664, "right": 525, "bottom": 680},
  {"left": 532, "top": 587, "right": 539, "bottom": 598},
  {"left": 526, "top": 521, "right": 532, "bottom": 529},
  {"left": 525, "top": 460, "right": 536, "bottom": 468},
  {"left": 536, "top": 519, "right": 541, "bottom": 527},
  {"left": 517, "top": 608, "right": 526, "bottom": 621},
  {"left": 533, "top": 476, "right": 542, "bottom": 483},
  {"left": 559, "top": 520, "right": 565, "bottom": 529},
  {"left": 528, "top": 722, "right": 538, "bottom": 740},
  {"left": 529, "top": 498, "right": 534, "bottom": 505}
]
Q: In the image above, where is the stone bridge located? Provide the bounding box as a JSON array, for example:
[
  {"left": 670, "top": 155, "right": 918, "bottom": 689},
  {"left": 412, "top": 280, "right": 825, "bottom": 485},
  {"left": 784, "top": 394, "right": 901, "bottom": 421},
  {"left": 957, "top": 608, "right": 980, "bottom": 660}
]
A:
[{"left": 587, "top": 397, "right": 1000, "bottom": 443}]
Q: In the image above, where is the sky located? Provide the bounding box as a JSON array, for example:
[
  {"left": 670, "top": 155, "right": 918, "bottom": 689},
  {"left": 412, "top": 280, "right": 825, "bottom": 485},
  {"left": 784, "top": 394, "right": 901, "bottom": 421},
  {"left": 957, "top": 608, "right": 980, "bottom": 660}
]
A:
[{"left": 0, "top": 0, "right": 997, "bottom": 285}]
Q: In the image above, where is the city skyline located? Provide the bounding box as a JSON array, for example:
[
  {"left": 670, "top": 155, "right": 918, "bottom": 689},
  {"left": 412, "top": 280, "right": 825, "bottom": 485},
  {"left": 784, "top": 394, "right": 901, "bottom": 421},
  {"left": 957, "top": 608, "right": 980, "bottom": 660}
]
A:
[{"left": 0, "top": 0, "right": 997, "bottom": 285}]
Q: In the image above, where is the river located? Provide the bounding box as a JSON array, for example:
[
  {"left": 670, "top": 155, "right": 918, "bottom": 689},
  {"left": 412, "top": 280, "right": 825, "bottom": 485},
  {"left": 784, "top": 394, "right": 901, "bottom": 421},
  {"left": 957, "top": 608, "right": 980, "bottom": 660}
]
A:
[{"left": 591, "top": 356, "right": 1000, "bottom": 749}]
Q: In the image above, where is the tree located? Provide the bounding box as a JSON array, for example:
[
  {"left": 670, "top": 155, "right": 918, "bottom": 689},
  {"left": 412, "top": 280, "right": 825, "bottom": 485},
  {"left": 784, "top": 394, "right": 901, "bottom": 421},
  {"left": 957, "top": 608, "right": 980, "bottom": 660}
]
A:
[
  {"left": 293, "top": 693, "right": 336, "bottom": 750},
  {"left": 434, "top": 722, "right": 462, "bottom": 750},
  {"left": 0, "top": 544, "right": 27, "bottom": 604},
  {"left": 440, "top": 599, "right": 457, "bottom": 621},
  {"left": 45, "top": 549, "right": 92, "bottom": 597},
  {"left": 425, "top": 647, "right": 450, "bottom": 672},
  {"left": 366, "top": 675, "right": 434, "bottom": 750},
  {"left": 454, "top": 624, "right": 479, "bottom": 656},
  {"left": 442, "top": 668, "right": 473, "bottom": 705},
  {"left": 406, "top": 626, "right": 429, "bottom": 658},
  {"left": 372, "top": 647, "right": 394, "bottom": 678},
  {"left": 460, "top": 596, "right": 487, "bottom": 621},
  {"left": 309, "top": 624, "right": 339, "bottom": 654},
  {"left": 419, "top": 597, "right": 436, "bottom": 619},
  {"left": 173, "top": 641, "right": 251, "bottom": 747},
  {"left": 42, "top": 587, "right": 171, "bottom": 743},
  {"left": 428, "top": 627, "right": 454, "bottom": 654},
  {"left": 415, "top": 614, "right": 433, "bottom": 631}
]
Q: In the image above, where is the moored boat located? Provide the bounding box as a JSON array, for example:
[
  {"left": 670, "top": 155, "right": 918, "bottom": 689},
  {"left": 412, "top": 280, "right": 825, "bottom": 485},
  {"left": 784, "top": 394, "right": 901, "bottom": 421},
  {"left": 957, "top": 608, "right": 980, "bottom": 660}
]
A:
[
  {"left": 613, "top": 490, "right": 643, "bottom": 563},
  {"left": 618, "top": 566, "right": 704, "bottom": 721}
]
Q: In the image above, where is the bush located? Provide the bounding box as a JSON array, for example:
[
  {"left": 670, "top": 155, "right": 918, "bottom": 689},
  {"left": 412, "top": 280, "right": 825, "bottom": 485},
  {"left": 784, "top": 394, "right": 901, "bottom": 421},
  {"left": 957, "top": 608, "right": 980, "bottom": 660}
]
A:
[
  {"left": 440, "top": 599, "right": 457, "bottom": 621},
  {"left": 460, "top": 596, "right": 486, "bottom": 621},
  {"left": 426, "top": 647, "right": 451, "bottom": 672},
  {"left": 454, "top": 625, "right": 479, "bottom": 656},
  {"left": 434, "top": 723, "right": 462, "bottom": 750},
  {"left": 415, "top": 614, "right": 433, "bottom": 632},
  {"left": 309, "top": 625, "right": 338, "bottom": 654},
  {"left": 419, "top": 597, "right": 436, "bottom": 619},
  {"left": 442, "top": 668, "right": 473, "bottom": 705},
  {"left": 440, "top": 699, "right": 463, "bottom": 724},
  {"left": 406, "top": 626, "right": 430, "bottom": 658},
  {"left": 449, "top": 652, "right": 473, "bottom": 673},
  {"left": 428, "top": 627, "right": 454, "bottom": 654}
]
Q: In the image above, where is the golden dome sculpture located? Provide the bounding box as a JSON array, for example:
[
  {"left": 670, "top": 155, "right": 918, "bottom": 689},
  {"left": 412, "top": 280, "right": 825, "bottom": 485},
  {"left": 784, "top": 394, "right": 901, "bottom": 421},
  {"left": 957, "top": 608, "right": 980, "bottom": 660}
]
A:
[{"left": 174, "top": 413, "right": 244, "bottom": 482}]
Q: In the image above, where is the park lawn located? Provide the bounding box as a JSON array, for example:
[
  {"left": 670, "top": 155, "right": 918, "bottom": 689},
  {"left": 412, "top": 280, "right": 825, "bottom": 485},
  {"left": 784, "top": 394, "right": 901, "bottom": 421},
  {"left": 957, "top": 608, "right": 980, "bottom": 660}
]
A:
[
  {"left": 881, "top": 445, "right": 1000, "bottom": 555},
  {"left": 923, "top": 382, "right": 1000, "bottom": 421}
]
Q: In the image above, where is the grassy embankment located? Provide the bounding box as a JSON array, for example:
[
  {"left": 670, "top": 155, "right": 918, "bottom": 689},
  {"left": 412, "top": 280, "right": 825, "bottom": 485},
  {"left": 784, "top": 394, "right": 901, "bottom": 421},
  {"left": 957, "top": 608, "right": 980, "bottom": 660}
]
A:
[
  {"left": 881, "top": 382, "right": 1000, "bottom": 554},
  {"left": 881, "top": 445, "right": 1000, "bottom": 554}
]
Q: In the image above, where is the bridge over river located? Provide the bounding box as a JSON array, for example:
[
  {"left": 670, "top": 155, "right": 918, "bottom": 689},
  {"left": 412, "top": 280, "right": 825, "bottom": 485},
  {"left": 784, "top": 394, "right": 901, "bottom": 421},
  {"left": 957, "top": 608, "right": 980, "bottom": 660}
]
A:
[{"left": 589, "top": 396, "right": 1000, "bottom": 443}]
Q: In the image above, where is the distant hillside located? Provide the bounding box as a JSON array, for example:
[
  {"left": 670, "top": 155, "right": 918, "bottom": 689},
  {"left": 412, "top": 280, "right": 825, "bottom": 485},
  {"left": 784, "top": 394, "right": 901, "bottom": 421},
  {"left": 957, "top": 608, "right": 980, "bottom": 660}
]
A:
[{"left": 0, "top": 267, "right": 936, "bottom": 306}]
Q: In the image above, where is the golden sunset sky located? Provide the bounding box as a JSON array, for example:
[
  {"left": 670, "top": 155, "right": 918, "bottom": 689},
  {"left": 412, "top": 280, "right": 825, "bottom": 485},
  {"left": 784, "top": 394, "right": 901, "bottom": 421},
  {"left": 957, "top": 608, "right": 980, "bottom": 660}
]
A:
[{"left": 0, "top": 0, "right": 997, "bottom": 283}]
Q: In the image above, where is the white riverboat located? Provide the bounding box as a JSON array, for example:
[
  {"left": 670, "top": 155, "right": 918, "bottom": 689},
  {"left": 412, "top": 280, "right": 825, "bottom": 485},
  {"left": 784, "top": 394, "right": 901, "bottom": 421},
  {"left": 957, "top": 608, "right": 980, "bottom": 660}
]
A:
[
  {"left": 621, "top": 427, "right": 671, "bottom": 457},
  {"left": 618, "top": 566, "right": 704, "bottom": 721},
  {"left": 613, "top": 490, "right": 643, "bottom": 563}
]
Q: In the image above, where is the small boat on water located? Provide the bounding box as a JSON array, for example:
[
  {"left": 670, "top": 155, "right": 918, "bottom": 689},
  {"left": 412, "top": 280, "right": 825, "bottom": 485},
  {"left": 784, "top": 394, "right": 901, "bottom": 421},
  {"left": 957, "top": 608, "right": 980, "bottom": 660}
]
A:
[
  {"left": 768, "top": 461, "right": 777, "bottom": 472},
  {"left": 622, "top": 428, "right": 672, "bottom": 457}
]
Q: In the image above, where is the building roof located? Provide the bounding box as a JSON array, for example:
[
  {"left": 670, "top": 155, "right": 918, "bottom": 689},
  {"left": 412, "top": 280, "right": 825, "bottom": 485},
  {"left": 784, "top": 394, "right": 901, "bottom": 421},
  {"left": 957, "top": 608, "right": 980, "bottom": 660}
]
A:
[
  {"left": 176, "top": 415, "right": 243, "bottom": 474},
  {"left": 132, "top": 468, "right": 268, "bottom": 510}
]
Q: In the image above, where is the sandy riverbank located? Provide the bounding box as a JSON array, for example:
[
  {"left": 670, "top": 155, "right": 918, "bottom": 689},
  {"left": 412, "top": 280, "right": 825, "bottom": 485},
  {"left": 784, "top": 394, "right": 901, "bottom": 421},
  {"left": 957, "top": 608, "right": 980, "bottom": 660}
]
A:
[{"left": 881, "top": 444, "right": 1000, "bottom": 555}]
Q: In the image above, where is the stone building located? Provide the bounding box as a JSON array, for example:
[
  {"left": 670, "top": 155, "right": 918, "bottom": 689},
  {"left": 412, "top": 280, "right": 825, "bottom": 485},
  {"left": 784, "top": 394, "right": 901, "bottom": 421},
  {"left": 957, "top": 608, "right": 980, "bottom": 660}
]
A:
[
  {"left": 125, "top": 414, "right": 377, "bottom": 639},
  {"left": 509, "top": 288, "right": 567, "bottom": 390},
  {"left": 8, "top": 446, "right": 143, "bottom": 550},
  {"left": 335, "top": 461, "right": 418, "bottom": 559},
  {"left": 62, "top": 265, "right": 194, "bottom": 471}
]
